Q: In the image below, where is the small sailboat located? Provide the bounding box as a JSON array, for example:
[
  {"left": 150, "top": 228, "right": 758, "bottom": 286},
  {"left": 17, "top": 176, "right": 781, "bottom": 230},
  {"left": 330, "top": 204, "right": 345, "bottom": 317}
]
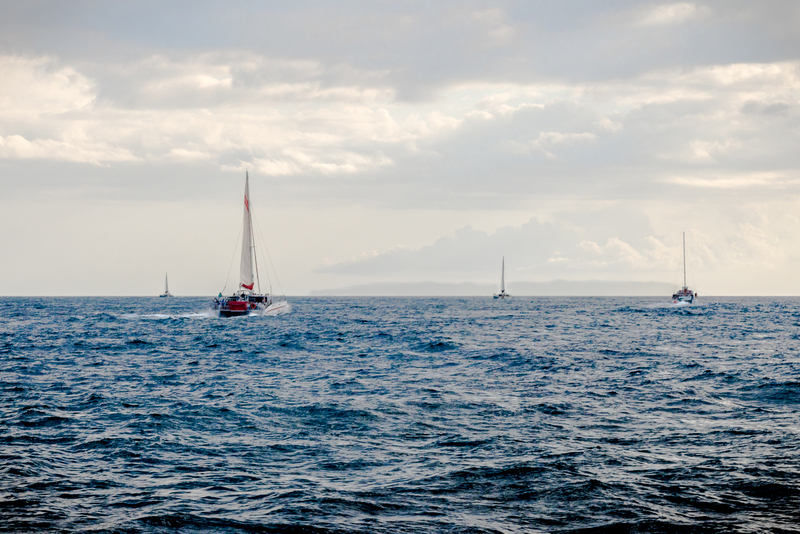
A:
[
  {"left": 672, "top": 232, "right": 697, "bottom": 304},
  {"left": 159, "top": 273, "right": 173, "bottom": 297},
  {"left": 213, "top": 171, "right": 288, "bottom": 317},
  {"left": 493, "top": 257, "right": 510, "bottom": 299}
]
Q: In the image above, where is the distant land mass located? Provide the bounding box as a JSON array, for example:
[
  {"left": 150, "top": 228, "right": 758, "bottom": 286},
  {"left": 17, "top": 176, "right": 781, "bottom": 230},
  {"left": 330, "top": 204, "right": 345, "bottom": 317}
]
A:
[{"left": 309, "top": 280, "right": 678, "bottom": 296}]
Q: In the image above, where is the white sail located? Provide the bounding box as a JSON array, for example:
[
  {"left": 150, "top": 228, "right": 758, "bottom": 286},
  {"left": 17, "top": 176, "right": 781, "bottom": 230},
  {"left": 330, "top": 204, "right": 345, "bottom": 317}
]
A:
[
  {"left": 239, "top": 172, "right": 255, "bottom": 291},
  {"left": 501, "top": 257, "right": 505, "bottom": 293},
  {"left": 160, "top": 272, "right": 172, "bottom": 297},
  {"left": 494, "top": 257, "right": 509, "bottom": 298}
]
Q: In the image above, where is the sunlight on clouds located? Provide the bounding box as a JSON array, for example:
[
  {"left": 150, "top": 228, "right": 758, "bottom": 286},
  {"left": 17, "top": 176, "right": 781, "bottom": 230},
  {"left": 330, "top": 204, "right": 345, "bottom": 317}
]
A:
[
  {"left": 0, "top": 134, "right": 137, "bottom": 164},
  {"left": 637, "top": 3, "right": 709, "bottom": 26},
  {"left": 230, "top": 151, "right": 393, "bottom": 177},
  {"left": 507, "top": 132, "right": 595, "bottom": 159},
  {"left": 707, "top": 62, "right": 800, "bottom": 87},
  {"left": 146, "top": 73, "right": 233, "bottom": 92},
  {"left": 257, "top": 83, "right": 391, "bottom": 103},
  {"left": 666, "top": 172, "right": 796, "bottom": 189},
  {"left": 579, "top": 241, "right": 603, "bottom": 254},
  {"left": 0, "top": 51, "right": 798, "bottom": 193},
  {"left": 166, "top": 148, "right": 213, "bottom": 162},
  {"left": 0, "top": 56, "right": 94, "bottom": 114}
]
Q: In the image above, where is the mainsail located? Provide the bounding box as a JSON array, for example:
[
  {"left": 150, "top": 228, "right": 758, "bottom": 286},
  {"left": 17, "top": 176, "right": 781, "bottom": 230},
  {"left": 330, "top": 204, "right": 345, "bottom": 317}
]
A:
[
  {"left": 239, "top": 172, "right": 255, "bottom": 291},
  {"left": 501, "top": 257, "right": 505, "bottom": 293}
]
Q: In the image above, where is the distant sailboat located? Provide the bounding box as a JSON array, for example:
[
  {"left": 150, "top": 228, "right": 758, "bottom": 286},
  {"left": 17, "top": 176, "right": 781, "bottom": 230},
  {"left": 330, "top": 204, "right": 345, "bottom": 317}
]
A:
[
  {"left": 672, "top": 232, "right": 697, "bottom": 304},
  {"left": 213, "top": 171, "right": 288, "bottom": 317},
  {"left": 159, "top": 273, "right": 173, "bottom": 298},
  {"left": 493, "top": 257, "right": 510, "bottom": 299}
]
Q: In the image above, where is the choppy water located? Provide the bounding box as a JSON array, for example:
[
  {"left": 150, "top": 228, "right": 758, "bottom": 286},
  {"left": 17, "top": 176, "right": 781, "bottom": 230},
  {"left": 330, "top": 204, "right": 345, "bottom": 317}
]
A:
[{"left": 1, "top": 296, "right": 799, "bottom": 533}]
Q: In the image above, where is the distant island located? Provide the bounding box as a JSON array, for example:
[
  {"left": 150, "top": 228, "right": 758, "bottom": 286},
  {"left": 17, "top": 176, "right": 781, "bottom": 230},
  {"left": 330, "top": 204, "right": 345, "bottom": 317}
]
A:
[{"left": 310, "top": 280, "right": 677, "bottom": 296}]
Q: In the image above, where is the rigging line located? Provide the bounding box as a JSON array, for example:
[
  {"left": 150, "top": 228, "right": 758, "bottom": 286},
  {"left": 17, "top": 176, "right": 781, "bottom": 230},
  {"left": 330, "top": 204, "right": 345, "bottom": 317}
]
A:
[
  {"left": 252, "top": 212, "right": 285, "bottom": 297},
  {"left": 673, "top": 234, "right": 684, "bottom": 289},
  {"left": 252, "top": 212, "right": 276, "bottom": 295},
  {"left": 685, "top": 233, "right": 697, "bottom": 290},
  {"left": 221, "top": 219, "right": 244, "bottom": 295},
  {"left": 249, "top": 205, "right": 262, "bottom": 294}
]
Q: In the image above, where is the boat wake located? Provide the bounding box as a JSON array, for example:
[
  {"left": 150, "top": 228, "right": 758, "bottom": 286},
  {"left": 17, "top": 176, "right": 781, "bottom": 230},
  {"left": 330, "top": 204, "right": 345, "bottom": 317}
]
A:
[{"left": 123, "top": 310, "right": 218, "bottom": 320}]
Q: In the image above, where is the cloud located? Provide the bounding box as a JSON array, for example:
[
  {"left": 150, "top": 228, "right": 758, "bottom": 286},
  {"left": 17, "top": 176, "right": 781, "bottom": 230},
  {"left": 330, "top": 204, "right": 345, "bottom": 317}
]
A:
[
  {"left": 0, "top": 55, "right": 94, "bottom": 114},
  {"left": 665, "top": 172, "right": 798, "bottom": 189},
  {"left": 315, "top": 208, "right": 678, "bottom": 282},
  {"left": 637, "top": 3, "right": 709, "bottom": 26},
  {"left": 2, "top": 49, "right": 799, "bottom": 211},
  {"left": 471, "top": 9, "right": 516, "bottom": 47},
  {"left": 0, "top": 134, "right": 137, "bottom": 165}
]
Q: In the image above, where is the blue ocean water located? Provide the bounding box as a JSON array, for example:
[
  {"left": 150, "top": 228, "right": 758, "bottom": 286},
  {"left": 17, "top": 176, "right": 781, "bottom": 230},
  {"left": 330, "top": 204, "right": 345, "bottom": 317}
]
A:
[{"left": 1, "top": 296, "right": 799, "bottom": 533}]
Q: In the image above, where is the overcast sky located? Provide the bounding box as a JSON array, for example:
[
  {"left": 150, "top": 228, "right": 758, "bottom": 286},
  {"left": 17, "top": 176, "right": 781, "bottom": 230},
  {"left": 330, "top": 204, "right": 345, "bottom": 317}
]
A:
[{"left": 1, "top": 1, "right": 799, "bottom": 295}]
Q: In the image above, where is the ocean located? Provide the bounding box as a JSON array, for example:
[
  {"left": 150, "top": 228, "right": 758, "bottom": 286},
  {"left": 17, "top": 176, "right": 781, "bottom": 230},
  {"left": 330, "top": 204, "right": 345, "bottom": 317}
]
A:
[{"left": 1, "top": 296, "right": 799, "bottom": 533}]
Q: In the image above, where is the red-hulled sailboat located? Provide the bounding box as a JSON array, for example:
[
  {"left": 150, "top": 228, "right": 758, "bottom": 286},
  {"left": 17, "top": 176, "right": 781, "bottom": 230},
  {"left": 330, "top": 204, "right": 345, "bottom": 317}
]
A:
[{"left": 213, "top": 172, "right": 288, "bottom": 317}]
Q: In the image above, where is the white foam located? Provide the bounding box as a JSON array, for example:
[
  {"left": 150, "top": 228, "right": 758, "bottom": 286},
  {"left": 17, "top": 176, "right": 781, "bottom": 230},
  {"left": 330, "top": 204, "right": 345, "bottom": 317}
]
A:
[
  {"left": 253, "top": 301, "right": 292, "bottom": 316},
  {"left": 122, "top": 308, "right": 218, "bottom": 320},
  {"left": 122, "top": 303, "right": 288, "bottom": 320}
]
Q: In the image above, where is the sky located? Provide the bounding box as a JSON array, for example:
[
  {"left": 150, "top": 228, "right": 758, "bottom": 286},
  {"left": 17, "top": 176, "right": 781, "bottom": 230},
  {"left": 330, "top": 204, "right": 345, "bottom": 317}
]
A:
[{"left": 1, "top": 0, "right": 799, "bottom": 296}]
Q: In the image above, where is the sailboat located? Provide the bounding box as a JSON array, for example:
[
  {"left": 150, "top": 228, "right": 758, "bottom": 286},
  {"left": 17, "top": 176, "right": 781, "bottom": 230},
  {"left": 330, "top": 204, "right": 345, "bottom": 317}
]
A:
[
  {"left": 493, "top": 257, "right": 510, "bottom": 299},
  {"left": 159, "top": 273, "right": 173, "bottom": 297},
  {"left": 213, "top": 171, "right": 289, "bottom": 317},
  {"left": 672, "top": 232, "right": 697, "bottom": 304}
]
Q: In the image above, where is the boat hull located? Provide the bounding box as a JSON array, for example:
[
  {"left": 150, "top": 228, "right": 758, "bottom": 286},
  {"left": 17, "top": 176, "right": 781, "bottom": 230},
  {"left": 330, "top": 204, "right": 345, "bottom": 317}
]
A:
[
  {"left": 219, "top": 308, "right": 249, "bottom": 317},
  {"left": 214, "top": 295, "right": 287, "bottom": 317},
  {"left": 672, "top": 288, "right": 695, "bottom": 304}
]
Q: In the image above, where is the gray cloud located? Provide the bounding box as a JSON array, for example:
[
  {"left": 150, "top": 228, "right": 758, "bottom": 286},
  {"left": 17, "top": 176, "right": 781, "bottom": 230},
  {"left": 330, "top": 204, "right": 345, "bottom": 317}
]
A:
[
  {"left": 4, "top": 2, "right": 800, "bottom": 89},
  {"left": 316, "top": 207, "right": 671, "bottom": 282}
]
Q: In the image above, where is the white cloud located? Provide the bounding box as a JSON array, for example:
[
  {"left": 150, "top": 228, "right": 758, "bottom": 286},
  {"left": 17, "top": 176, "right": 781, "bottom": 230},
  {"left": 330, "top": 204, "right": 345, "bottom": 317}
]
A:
[
  {"left": 666, "top": 172, "right": 797, "bottom": 189},
  {"left": 637, "top": 3, "right": 709, "bottom": 26},
  {"left": 2, "top": 50, "right": 798, "bottom": 191},
  {"left": 0, "top": 55, "right": 94, "bottom": 114},
  {"left": 0, "top": 133, "right": 137, "bottom": 164}
]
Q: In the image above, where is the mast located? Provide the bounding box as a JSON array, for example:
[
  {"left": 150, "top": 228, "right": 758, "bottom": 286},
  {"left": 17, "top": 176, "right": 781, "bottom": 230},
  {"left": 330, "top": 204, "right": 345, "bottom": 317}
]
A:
[
  {"left": 501, "top": 257, "right": 505, "bottom": 293},
  {"left": 682, "top": 231, "right": 687, "bottom": 289},
  {"left": 239, "top": 172, "right": 255, "bottom": 292},
  {"left": 165, "top": 273, "right": 169, "bottom": 293}
]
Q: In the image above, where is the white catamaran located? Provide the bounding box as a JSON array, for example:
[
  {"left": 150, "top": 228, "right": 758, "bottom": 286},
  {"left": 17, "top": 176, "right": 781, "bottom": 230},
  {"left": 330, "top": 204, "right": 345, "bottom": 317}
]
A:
[
  {"left": 213, "top": 172, "right": 288, "bottom": 317},
  {"left": 159, "top": 273, "right": 173, "bottom": 298},
  {"left": 672, "top": 232, "right": 697, "bottom": 304},
  {"left": 493, "top": 257, "right": 510, "bottom": 299}
]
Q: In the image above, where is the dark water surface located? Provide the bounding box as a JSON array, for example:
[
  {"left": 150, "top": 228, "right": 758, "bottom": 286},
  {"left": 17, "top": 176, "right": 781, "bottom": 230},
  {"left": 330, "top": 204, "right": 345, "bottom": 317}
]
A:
[{"left": 1, "top": 297, "right": 799, "bottom": 533}]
